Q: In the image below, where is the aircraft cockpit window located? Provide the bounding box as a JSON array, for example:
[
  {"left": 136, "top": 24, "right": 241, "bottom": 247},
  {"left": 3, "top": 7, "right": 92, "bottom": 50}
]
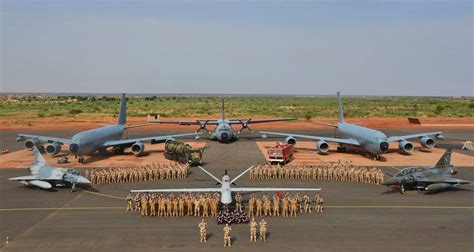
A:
[{"left": 67, "top": 168, "right": 80, "bottom": 175}]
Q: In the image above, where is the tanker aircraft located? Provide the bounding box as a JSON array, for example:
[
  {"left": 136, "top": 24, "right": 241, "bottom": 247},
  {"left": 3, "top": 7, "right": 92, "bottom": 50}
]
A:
[
  {"left": 383, "top": 149, "right": 470, "bottom": 194},
  {"left": 9, "top": 146, "right": 91, "bottom": 191},
  {"left": 260, "top": 92, "right": 444, "bottom": 160},
  {"left": 150, "top": 98, "right": 294, "bottom": 143},
  {"left": 131, "top": 165, "right": 321, "bottom": 205},
  {"left": 16, "top": 94, "right": 199, "bottom": 163}
]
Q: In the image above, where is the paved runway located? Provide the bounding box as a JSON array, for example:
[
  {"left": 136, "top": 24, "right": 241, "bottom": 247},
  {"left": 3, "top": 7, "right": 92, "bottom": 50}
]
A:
[{"left": 0, "top": 129, "right": 473, "bottom": 251}]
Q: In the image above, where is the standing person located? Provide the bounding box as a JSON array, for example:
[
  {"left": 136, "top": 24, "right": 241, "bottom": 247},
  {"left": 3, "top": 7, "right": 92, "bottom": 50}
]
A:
[
  {"left": 126, "top": 193, "right": 133, "bottom": 212},
  {"left": 235, "top": 192, "right": 243, "bottom": 212},
  {"left": 316, "top": 194, "right": 324, "bottom": 214},
  {"left": 198, "top": 219, "right": 208, "bottom": 243},
  {"left": 223, "top": 224, "right": 232, "bottom": 247},
  {"left": 259, "top": 219, "right": 268, "bottom": 242},
  {"left": 249, "top": 218, "right": 258, "bottom": 242}
]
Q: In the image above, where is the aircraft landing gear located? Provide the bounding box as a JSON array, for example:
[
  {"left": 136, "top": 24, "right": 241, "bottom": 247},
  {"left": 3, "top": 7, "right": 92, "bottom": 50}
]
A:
[
  {"left": 336, "top": 146, "right": 346, "bottom": 152},
  {"left": 71, "top": 183, "right": 77, "bottom": 192},
  {"left": 399, "top": 184, "right": 405, "bottom": 194},
  {"left": 78, "top": 157, "right": 85, "bottom": 163},
  {"left": 373, "top": 155, "right": 381, "bottom": 161},
  {"left": 114, "top": 147, "right": 125, "bottom": 155}
]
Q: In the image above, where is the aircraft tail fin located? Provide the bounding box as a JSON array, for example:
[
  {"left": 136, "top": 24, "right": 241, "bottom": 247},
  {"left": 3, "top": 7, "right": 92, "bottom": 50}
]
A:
[
  {"left": 31, "top": 146, "right": 47, "bottom": 174},
  {"left": 117, "top": 93, "right": 127, "bottom": 125},
  {"left": 221, "top": 97, "right": 225, "bottom": 119},
  {"left": 337, "top": 92, "right": 345, "bottom": 123},
  {"left": 434, "top": 149, "right": 452, "bottom": 167}
]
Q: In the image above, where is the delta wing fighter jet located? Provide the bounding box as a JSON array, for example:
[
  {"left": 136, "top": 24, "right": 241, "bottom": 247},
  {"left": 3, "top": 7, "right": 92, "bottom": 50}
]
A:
[
  {"left": 16, "top": 94, "right": 200, "bottom": 163},
  {"left": 260, "top": 92, "right": 444, "bottom": 160},
  {"left": 131, "top": 165, "right": 321, "bottom": 205},
  {"left": 9, "top": 146, "right": 91, "bottom": 191},
  {"left": 151, "top": 98, "right": 294, "bottom": 143},
  {"left": 383, "top": 149, "right": 470, "bottom": 194}
]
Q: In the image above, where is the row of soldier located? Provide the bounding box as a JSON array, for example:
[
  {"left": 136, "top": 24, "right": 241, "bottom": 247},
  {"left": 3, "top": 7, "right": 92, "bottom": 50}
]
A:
[
  {"left": 199, "top": 218, "right": 268, "bottom": 246},
  {"left": 85, "top": 162, "right": 190, "bottom": 186},
  {"left": 127, "top": 192, "right": 324, "bottom": 218},
  {"left": 246, "top": 192, "right": 324, "bottom": 218},
  {"left": 250, "top": 162, "right": 384, "bottom": 184},
  {"left": 127, "top": 192, "right": 221, "bottom": 217}
]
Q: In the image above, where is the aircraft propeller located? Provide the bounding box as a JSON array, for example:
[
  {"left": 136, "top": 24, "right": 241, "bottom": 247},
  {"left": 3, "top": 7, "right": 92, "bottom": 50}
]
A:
[
  {"left": 196, "top": 120, "right": 210, "bottom": 134},
  {"left": 238, "top": 118, "right": 253, "bottom": 133}
]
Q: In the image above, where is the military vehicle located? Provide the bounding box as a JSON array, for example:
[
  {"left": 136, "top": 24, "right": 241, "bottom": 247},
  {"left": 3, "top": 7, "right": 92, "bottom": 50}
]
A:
[
  {"left": 261, "top": 92, "right": 444, "bottom": 160},
  {"left": 132, "top": 165, "right": 321, "bottom": 205},
  {"left": 164, "top": 140, "right": 203, "bottom": 166},
  {"left": 383, "top": 149, "right": 471, "bottom": 194},
  {"left": 16, "top": 94, "right": 199, "bottom": 163},
  {"left": 151, "top": 98, "right": 294, "bottom": 143},
  {"left": 9, "top": 146, "right": 90, "bottom": 192}
]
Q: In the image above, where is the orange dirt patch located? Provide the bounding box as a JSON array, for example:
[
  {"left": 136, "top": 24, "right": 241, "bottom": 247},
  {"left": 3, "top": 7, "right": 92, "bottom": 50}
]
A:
[
  {"left": 256, "top": 141, "right": 474, "bottom": 167},
  {"left": 0, "top": 142, "right": 206, "bottom": 169},
  {"left": 0, "top": 116, "right": 473, "bottom": 131}
]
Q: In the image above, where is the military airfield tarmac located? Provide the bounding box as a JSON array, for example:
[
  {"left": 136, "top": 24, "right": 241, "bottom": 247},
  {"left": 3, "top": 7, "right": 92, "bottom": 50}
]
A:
[{"left": 0, "top": 129, "right": 473, "bottom": 252}]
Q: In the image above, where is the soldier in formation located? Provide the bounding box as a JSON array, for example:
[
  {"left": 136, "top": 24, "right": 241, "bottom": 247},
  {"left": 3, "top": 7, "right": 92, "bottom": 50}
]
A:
[
  {"left": 198, "top": 219, "right": 208, "bottom": 243},
  {"left": 259, "top": 219, "right": 268, "bottom": 242},
  {"left": 315, "top": 193, "right": 324, "bottom": 214},
  {"left": 249, "top": 217, "right": 258, "bottom": 242},
  {"left": 223, "top": 224, "right": 232, "bottom": 247},
  {"left": 127, "top": 192, "right": 221, "bottom": 218},
  {"left": 85, "top": 162, "right": 190, "bottom": 186},
  {"left": 249, "top": 161, "right": 384, "bottom": 185}
]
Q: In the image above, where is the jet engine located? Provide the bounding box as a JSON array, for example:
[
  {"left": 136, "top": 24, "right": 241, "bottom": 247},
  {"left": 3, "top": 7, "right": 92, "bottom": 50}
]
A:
[
  {"left": 419, "top": 136, "right": 435, "bottom": 148},
  {"left": 317, "top": 141, "right": 329, "bottom": 154},
  {"left": 24, "top": 139, "right": 40, "bottom": 150},
  {"left": 45, "top": 142, "right": 61, "bottom": 156},
  {"left": 285, "top": 136, "right": 296, "bottom": 145},
  {"left": 131, "top": 142, "right": 145, "bottom": 156},
  {"left": 399, "top": 140, "right": 414, "bottom": 154}
]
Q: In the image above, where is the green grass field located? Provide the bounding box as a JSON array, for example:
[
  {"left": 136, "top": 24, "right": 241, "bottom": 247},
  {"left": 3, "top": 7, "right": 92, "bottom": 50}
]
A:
[{"left": 0, "top": 95, "right": 472, "bottom": 119}]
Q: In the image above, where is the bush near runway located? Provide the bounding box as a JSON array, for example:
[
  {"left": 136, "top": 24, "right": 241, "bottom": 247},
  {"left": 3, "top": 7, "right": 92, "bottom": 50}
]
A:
[{"left": 1, "top": 95, "right": 472, "bottom": 119}]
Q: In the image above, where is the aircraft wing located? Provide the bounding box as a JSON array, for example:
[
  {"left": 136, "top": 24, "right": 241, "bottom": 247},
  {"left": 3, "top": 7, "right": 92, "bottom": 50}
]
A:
[
  {"left": 231, "top": 187, "right": 321, "bottom": 192},
  {"left": 131, "top": 188, "right": 222, "bottom": 193},
  {"left": 228, "top": 118, "right": 294, "bottom": 124},
  {"left": 387, "top": 132, "right": 443, "bottom": 142},
  {"left": 150, "top": 120, "right": 219, "bottom": 125},
  {"left": 17, "top": 134, "right": 72, "bottom": 145},
  {"left": 102, "top": 133, "right": 200, "bottom": 147},
  {"left": 260, "top": 131, "right": 360, "bottom": 146},
  {"left": 8, "top": 175, "right": 39, "bottom": 181},
  {"left": 417, "top": 176, "right": 471, "bottom": 185}
]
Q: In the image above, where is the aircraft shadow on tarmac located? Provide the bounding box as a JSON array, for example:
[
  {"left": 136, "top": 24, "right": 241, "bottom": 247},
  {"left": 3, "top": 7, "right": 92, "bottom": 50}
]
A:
[{"left": 381, "top": 186, "right": 471, "bottom": 195}]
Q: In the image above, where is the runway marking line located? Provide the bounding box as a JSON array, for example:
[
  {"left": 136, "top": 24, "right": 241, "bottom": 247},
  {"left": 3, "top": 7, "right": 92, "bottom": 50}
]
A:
[
  {"left": 82, "top": 189, "right": 126, "bottom": 200},
  {"left": 1, "top": 205, "right": 472, "bottom": 212}
]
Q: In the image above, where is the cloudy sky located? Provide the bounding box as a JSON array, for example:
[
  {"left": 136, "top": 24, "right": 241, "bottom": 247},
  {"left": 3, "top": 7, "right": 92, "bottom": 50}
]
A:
[{"left": 1, "top": 0, "right": 472, "bottom": 96}]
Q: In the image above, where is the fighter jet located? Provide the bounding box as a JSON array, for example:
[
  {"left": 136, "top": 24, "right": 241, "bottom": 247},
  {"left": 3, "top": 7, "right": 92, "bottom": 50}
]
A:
[
  {"left": 16, "top": 94, "right": 199, "bottom": 163},
  {"left": 131, "top": 165, "right": 321, "bottom": 205},
  {"left": 151, "top": 98, "right": 294, "bottom": 143},
  {"left": 260, "top": 92, "right": 444, "bottom": 160},
  {"left": 9, "top": 146, "right": 91, "bottom": 191},
  {"left": 383, "top": 149, "right": 470, "bottom": 194}
]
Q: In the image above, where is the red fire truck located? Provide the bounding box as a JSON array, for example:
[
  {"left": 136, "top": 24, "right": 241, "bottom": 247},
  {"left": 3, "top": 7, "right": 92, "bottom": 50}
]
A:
[{"left": 267, "top": 143, "right": 294, "bottom": 165}]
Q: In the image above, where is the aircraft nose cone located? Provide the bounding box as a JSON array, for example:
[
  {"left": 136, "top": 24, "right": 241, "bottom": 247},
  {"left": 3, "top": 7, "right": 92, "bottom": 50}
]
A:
[
  {"left": 78, "top": 176, "right": 91, "bottom": 185},
  {"left": 221, "top": 132, "right": 229, "bottom": 140},
  {"left": 69, "top": 143, "right": 79, "bottom": 153},
  {"left": 379, "top": 141, "right": 389, "bottom": 152}
]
